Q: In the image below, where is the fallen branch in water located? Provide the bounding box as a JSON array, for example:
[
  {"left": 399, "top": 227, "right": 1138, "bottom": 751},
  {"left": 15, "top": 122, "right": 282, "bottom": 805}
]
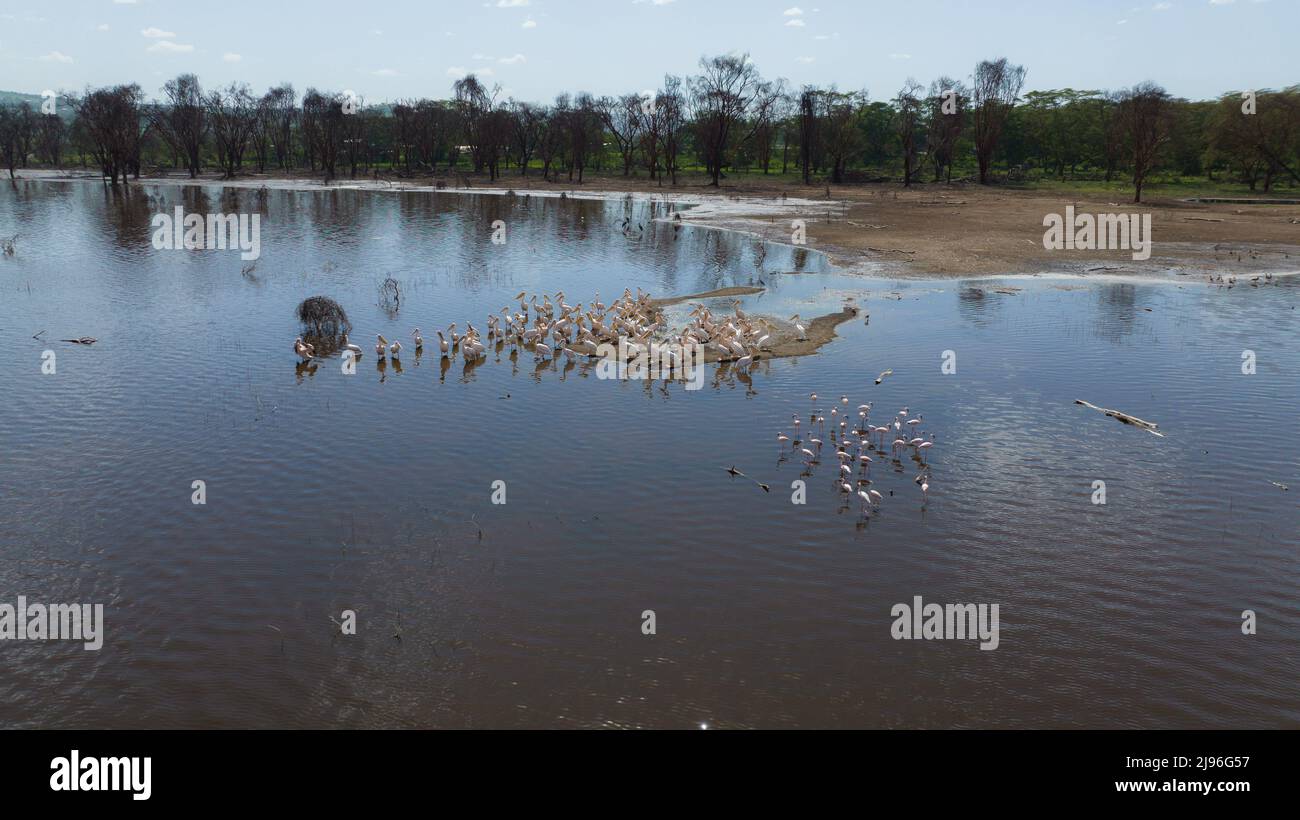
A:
[
  {"left": 1074, "top": 399, "right": 1164, "bottom": 437},
  {"left": 1183, "top": 216, "right": 1225, "bottom": 222}
]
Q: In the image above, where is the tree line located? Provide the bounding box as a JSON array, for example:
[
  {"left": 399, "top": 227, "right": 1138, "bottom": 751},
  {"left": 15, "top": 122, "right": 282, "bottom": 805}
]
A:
[{"left": 1, "top": 54, "right": 1297, "bottom": 203}]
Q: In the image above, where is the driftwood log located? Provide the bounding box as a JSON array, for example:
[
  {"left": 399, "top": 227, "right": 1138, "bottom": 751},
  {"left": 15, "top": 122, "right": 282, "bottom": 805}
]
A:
[{"left": 1075, "top": 400, "right": 1164, "bottom": 437}]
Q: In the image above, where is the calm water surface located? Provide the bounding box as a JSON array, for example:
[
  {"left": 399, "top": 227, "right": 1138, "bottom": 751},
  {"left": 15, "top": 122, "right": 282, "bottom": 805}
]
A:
[{"left": 1, "top": 180, "right": 1296, "bottom": 728}]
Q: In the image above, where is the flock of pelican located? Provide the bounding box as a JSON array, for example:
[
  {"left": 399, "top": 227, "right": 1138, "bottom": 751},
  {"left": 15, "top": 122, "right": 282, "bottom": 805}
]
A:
[
  {"left": 293, "top": 288, "right": 806, "bottom": 371},
  {"left": 774, "top": 392, "right": 936, "bottom": 518}
]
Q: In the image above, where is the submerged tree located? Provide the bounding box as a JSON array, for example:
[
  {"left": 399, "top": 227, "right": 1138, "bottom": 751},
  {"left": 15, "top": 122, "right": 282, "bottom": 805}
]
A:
[{"left": 296, "top": 296, "right": 352, "bottom": 335}]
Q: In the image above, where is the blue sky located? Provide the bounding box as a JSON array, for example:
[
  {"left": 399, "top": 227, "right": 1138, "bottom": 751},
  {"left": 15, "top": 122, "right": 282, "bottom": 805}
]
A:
[{"left": 1, "top": 0, "right": 1295, "bottom": 103}]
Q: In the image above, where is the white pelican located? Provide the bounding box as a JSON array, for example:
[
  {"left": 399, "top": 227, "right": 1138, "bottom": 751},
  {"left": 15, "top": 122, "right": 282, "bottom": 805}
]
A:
[
  {"left": 389, "top": 340, "right": 402, "bottom": 357},
  {"left": 790, "top": 314, "right": 807, "bottom": 341},
  {"left": 436, "top": 330, "right": 450, "bottom": 357},
  {"left": 293, "top": 337, "right": 314, "bottom": 361},
  {"left": 375, "top": 334, "right": 387, "bottom": 356},
  {"left": 341, "top": 334, "right": 363, "bottom": 356},
  {"left": 411, "top": 328, "right": 424, "bottom": 349}
]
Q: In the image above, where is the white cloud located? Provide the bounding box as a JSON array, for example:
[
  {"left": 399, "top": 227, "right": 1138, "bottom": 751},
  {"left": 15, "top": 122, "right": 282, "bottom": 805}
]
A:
[
  {"left": 1209, "top": 0, "right": 1235, "bottom": 4},
  {"left": 522, "top": 18, "right": 537, "bottom": 27},
  {"left": 784, "top": 6, "right": 804, "bottom": 15},
  {"left": 223, "top": 53, "right": 242, "bottom": 62},
  {"left": 497, "top": 0, "right": 530, "bottom": 6},
  {"left": 785, "top": 18, "right": 805, "bottom": 26},
  {"left": 39, "top": 50, "right": 74, "bottom": 63},
  {"left": 445, "top": 66, "right": 496, "bottom": 79},
  {"left": 889, "top": 53, "right": 911, "bottom": 59},
  {"left": 372, "top": 68, "right": 398, "bottom": 76},
  {"left": 97, "top": 23, "right": 110, "bottom": 31},
  {"left": 633, "top": 0, "right": 676, "bottom": 4},
  {"left": 795, "top": 56, "right": 815, "bottom": 63},
  {"left": 141, "top": 27, "right": 176, "bottom": 39},
  {"left": 1153, "top": 1, "right": 1172, "bottom": 8},
  {"left": 148, "top": 40, "right": 195, "bottom": 53},
  {"left": 498, "top": 53, "right": 526, "bottom": 65},
  {"left": 113, "top": 0, "right": 138, "bottom": 4}
]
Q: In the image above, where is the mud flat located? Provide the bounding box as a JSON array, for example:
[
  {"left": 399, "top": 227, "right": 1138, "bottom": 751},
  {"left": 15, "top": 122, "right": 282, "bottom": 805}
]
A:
[{"left": 650, "top": 286, "right": 859, "bottom": 362}]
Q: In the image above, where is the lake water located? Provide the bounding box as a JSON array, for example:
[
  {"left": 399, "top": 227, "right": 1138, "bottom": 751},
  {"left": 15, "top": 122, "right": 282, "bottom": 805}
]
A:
[{"left": 1, "top": 180, "right": 1296, "bottom": 729}]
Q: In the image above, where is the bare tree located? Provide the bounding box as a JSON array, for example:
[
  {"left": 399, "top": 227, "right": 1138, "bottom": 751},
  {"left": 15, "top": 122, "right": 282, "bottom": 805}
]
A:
[
  {"left": 301, "top": 89, "right": 346, "bottom": 182},
  {"left": 206, "top": 83, "right": 258, "bottom": 178},
  {"left": 155, "top": 74, "right": 207, "bottom": 178},
  {"left": 798, "top": 87, "right": 818, "bottom": 183},
  {"left": 341, "top": 98, "right": 369, "bottom": 179},
  {"left": 657, "top": 76, "right": 687, "bottom": 185},
  {"left": 689, "top": 54, "right": 763, "bottom": 186},
  {"left": 416, "top": 100, "right": 452, "bottom": 172},
  {"left": 561, "top": 93, "right": 599, "bottom": 182},
  {"left": 537, "top": 103, "right": 563, "bottom": 181},
  {"left": 261, "top": 84, "right": 296, "bottom": 171},
  {"left": 479, "top": 107, "right": 511, "bottom": 180},
  {"left": 37, "top": 110, "right": 67, "bottom": 166},
  {"left": 509, "top": 101, "right": 543, "bottom": 176},
  {"left": 971, "top": 57, "right": 1026, "bottom": 183},
  {"left": 895, "top": 79, "right": 925, "bottom": 186},
  {"left": 453, "top": 74, "right": 494, "bottom": 172},
  {"left": 0, "top": 106, "right": 21, "bottom": 178},
  {"left": 820, "top": 90, "right": 866, "bottom": 184},
  {"left": 13, "top": 103, "right": 36, "bottom": 169},
  {"left": 1118, "top": 81, "right": 1172, "bottom": 202},
  {"left": 1097, "top": 91, "right": 1124, "bottom": 183},
  {"left": 597, "top": 94, "right": 643, "bottom": 176},
  {"left": 71, "top": 84, "right": 143, "bottom": 184},
  {"left": 925, "top": 77, "right": 965, "bottom": 182},
  {"left": 636, "top": 91, "right": 662, "bottom": 181},
  {"left": 748, "top": 79, "right": 788, "bottom": 175}
]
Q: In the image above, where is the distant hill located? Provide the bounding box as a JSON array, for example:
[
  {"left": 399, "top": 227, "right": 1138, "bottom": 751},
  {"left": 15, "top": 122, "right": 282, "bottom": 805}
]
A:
[
  {"left": 0, "top": 90, "right": 45, "bottom": 106},
  {"left": 0, "top": 89, "right": 79, "bottom": 122}
]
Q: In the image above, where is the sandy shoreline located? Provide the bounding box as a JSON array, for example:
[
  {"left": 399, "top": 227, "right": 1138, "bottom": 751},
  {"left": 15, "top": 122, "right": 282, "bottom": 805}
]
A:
[{"left": 14, "top": 168, "right": 1300, "bottom": 281}]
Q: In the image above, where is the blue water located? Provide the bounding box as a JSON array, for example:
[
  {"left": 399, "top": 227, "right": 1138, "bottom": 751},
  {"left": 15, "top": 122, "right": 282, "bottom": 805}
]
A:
[{"left": 0, "top": 180, "right": 1296, "bottom": 728}]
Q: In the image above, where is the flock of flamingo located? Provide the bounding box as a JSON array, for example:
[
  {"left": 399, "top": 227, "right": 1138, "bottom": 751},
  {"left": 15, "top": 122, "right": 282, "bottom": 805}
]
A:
[
  {"left": 293, "top": 287, "right": 807, "bottom": 371},
  {"left": 765, "top": 392, "right": 937, "bottom": 519},
  {"left": 292, "top": 288, "right": 937, "bottom": 518}
]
